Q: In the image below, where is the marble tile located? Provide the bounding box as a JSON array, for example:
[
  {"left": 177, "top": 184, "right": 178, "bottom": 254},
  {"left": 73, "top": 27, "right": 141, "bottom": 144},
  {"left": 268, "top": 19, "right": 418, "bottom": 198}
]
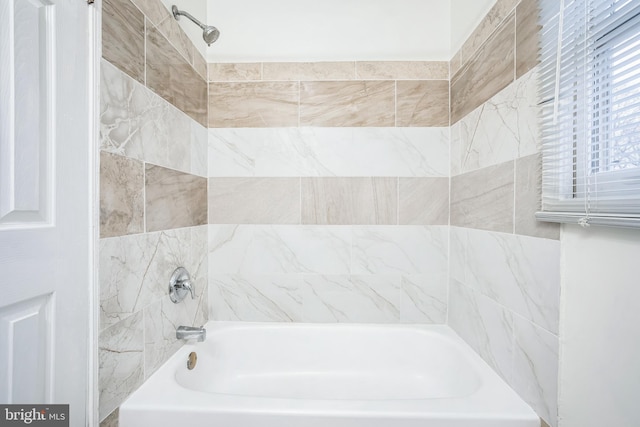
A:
[
  {"left": 100, "top": 152, "right": 144, "bottom": 238},
  {"left": 100, "top": 60, "right": 193, "bottom": 174},
  {"left": 98, "top": 312, "right": 144, "bottom": 420},
  {"left": 143, "top": 285, "right": 207, "bottom": 376},
  {"left": 455, "top": 69, "right": 540, "bottom": 174},
  {"left": 301, "top": 275, "right": 401, "bottom": 323},
  {"left": 208, "top": 225, "right": 351, "bottom": 275},
  {"left": 208, "top": 127, "right": 449, "bottom": 177},
  {"left": 209, "top": 275, "right": 302, "bottom": 322},
  {"left": 190, "top": 225, "right": 210, "bottom": 316},
  {"left": 300, "top": 81, "right": 395, "bottom": 127},
  {"left": 450, "top": 49, "right": 463, "bottom": 79},
  {"left": 263, "top": 62, "right": 355, "bottom": 81},
  {"left": 356, "top": 61, "right": 449, "bottom": 80},
  {"left": 450, "top": 161, "right": 515, "bottom": 233},
  {"left": 461, "top": 0, "right": 519, "bottom": 63},
  {"left": 515, "top": 154, "right": 560, "bottom": 240},
  {"left": 130, "top": 0, "right": 169, "bottom": 27},
  {"left": 516, "top": 0, "right": 541, "bottom": 79},
  {"left": 208, "top": 178, "right": 300, "bottom": 224},
  {"left": 208, "top": 82, "right": 299, "bottom": 127},
  {"left": 449, "top": 226, "right": 467, "bottom": 284},
  {"left": 450, "top": 120, "right": 463, "bottom": 176},
  {"left": 208, "top": 63, "right": 262, "bottom": 81},
  {"left": 193, "top": 50, "right": 207, "bottom": 80},
  {"left": 155, "top": 13, "right": 195, "bottom": 66},
  {"left": 396, "top": 80, "right": 450, "bottom": 127},
  {"left": 352, "top": 226, "right": 448, "bottom": 275},
  {"left": 146, "top": 25, "right": 208, "bottom": 126},
  {"left": 398, "top": 178, "right": 449, "bottom": 225},
  {"left": 99, "top": 227, "right": 195, "bottom": 329},
  {"left": 143, "top": 299, "right": 182, "bottom": 376},
  {"left": 102, "top": 0, "right": 145, "bottom": 84},
  {"left": 400, "top": 274, "right": 447, "bottom": 323},
  {"left": 465, "top": 229, "right": 561, "bottom": 334},
  {"left": 448, "top": 280, "right": 515, "bottom": 381},
  {"left": 452, "top": 14, "right": 516, "bottom": 124},
  {"left": 190, "top": 120, "right": 208, "bottom": 177},
  {"left": 301, "top": 178, "right": 397, "bottom": 225},
  {"left": 512, "top": 316, "right": 559, "bottom": 427},
  {"left": 139, "top": 226, "right": 207, "bottom": 376},
  {"left": 100, "top": 408, "right": 118, "bottom": 427},
  {"left": 145, "top": 165, "right": 207, "bottom": 232}
]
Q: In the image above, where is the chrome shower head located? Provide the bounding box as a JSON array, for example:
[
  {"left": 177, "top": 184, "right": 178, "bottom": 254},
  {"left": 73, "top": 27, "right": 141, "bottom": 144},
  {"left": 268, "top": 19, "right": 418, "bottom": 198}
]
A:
[
  {"left": 203, "top": 25, "right": 220, "bottom": 46},
  {"left": 172, "top": 5, "right": 220, "bottom": 46}
]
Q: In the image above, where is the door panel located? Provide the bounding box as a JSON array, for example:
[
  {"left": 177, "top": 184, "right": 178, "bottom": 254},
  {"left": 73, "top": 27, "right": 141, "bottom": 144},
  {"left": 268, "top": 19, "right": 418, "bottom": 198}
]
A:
[{"left": 0, "top": 0, "right": 95, "bottom": 425}]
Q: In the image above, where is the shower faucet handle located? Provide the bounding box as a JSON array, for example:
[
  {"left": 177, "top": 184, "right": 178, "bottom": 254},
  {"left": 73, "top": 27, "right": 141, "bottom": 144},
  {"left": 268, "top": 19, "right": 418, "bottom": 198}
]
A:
[{"left": 169, "top": 267, "right": 195, "bottom": 303}]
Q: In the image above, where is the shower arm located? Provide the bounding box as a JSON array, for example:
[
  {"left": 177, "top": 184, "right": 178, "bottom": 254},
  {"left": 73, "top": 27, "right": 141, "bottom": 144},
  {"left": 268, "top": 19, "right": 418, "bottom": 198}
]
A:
[{"left": 172, "top": 6, "right": 206, "bottom": 31}]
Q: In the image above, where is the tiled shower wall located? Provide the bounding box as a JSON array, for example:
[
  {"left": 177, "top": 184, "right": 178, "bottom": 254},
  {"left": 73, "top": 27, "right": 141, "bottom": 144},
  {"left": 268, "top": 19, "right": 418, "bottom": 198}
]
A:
[
  {"left": 207, "top": 62, "right": 451, "bottom": 323},
  {"left": 98, "top": 0, "right": 209, "bottom": 423},
  {"left": 97, "top": 0, "right": 561, "bottom": 426},
  {"left": 448, "top": 0, "right": 560, "bottom": 426}
]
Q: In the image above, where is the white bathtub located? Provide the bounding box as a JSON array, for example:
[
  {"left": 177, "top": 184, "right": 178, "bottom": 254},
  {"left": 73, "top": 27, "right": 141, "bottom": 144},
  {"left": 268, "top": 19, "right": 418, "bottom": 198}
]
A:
[{"left": 119, "top": 322, "right": 539, "bottom": 427}]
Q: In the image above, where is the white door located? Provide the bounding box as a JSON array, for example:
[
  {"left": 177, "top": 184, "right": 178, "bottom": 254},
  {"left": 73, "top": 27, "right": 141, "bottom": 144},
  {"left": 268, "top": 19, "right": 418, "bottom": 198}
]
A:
[{"left": 0, "top": 0, "right": 96, "bottom": 425}]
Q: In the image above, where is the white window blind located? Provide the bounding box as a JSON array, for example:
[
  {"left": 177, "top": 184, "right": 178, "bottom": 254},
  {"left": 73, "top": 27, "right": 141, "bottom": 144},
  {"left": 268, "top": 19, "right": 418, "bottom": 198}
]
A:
[{"left": 537, "top": 0, "right": 640, "bottom": 228}]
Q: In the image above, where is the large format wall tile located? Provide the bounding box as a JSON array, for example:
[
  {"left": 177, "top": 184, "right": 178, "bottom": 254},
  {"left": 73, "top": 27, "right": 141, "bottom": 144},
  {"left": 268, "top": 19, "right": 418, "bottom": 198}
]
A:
[
  {"left": 356, "top": 61, "right": 449, "bottom": 80},
  {"left": 102, "top": 0, "right": 144, "bottom": 84},
  {"left": 451, "top": 161, "right": 515, "bottom": 233},
  {"left": 208, "top": 63, "right": 262, "bottom": 81},
  {"left": 99, "top": 312, "right": 144, "bottom": 420},
  {"left": 209, "top": 273, "right": 446, "bottom": 324},
  {"left": 301, "top": 178, "right": 397, "bottom": 225},
  {"left": 452, "top": 14, "right": 516, "bottom": 124},
  {"left": 208, "top": 82, "right": 299, "bottom": 128},
  {"left": 301, "top": 275, "right": 401, "bottom": 323},
  {"left": 396, "top": 80, "right": 449, "bottom": 127},
  {"left": 191, "top": 121, "right": 209, "bottom": 177},
  {"left": 209, "top": 225, "right": 352, "bottom": 275},
  {"left": 263, "top": 62, "right": 356, "bottom": 81},
  {"left": 451, "top": 69, "right": 539, "bottom": 175},
  {"left": 208, "top": 178, "right": 300, "bottom": 224},
  {"left": 99, "top": 227, "right": 207, "bottom": 329},
  {"left": 208, "top": 225, "right": 448, "bottom": 278},
  {"left": 460, "top": 0, "right": 519, "bottom": 68},
  {"left": 146, "top": 26, "right": 207, "bottom": 126},
  {"left": 512, "top": 315, "right": 559, "bottom": 427},
  {"left": 448, "top": 280, "right": 559, "bottom": 427},
  {"left": 208, "top": 127, "right": 449, "bottom": 177},
  {"left": 300, "top": 81, "right": 395, "bottom": 127},
  {"left": 210, "top": 275, "right": 303, "bottom": 322},
  {"left": 400, "top": 274, "right": 447, "bottom": 323},
  {"left": 464, "top": 228, "right": 560, "bottom": 334},
  {"left": 399, "top": 178, "right": 449, "bottom": 225},
  {"left": 145, "top": 165, "right": 207, "bottom": 232},
  {"left": 516, "top": 0, "right": 541, "bottom": 79},
  {"left": 100, "top": 60, "right": 194, "bottom": 175},
  {"left": 448, "top": 280, "right": 514, "bottom": 381},
  {"left": 130, "top": 0, "right": 169, "bottom": 26},
  {"left": 515, "top": 154, "right": 560, "bottom": 240},
  {"left": 100, "top": 152, "right": 144, "bottom": 238},
  {"left": 352, "top": 226, "right": 448, "bottom": 276},
  {"left": 155, "top": 12, "right": 194, "bottom": 66},
  {"left": 143, "top": 284, "right": 207, "bottom": 375}
]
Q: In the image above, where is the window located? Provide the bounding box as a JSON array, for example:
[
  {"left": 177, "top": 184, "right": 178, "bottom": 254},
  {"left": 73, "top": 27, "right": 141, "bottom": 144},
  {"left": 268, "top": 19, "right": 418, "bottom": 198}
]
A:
[{"left": 538, "top": 0, "right": 640, "bottom": 228}]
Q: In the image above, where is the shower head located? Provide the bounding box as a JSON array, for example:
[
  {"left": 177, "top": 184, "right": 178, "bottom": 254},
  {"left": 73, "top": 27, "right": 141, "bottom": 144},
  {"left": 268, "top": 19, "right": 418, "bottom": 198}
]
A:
[
  {"left": 203, "top": 25, "right": 220, "bottom": 45},
  {"left": 171, "top": 5, "right": 220, "bottom": 46}
]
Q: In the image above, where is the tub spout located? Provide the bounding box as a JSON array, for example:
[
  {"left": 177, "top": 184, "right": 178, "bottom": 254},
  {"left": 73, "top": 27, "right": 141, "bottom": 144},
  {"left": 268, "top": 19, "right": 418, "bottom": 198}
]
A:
[{"left": 176, "top": 325, "right": 206, "bottom": 342}]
